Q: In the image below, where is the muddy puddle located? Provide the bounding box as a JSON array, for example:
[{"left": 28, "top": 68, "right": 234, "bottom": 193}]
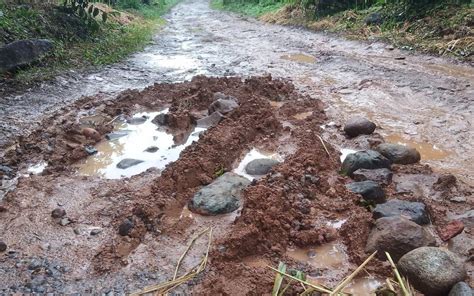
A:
[
  {"left": 384, "top": 134, "right": 450, "bottom": 160},
  {"left": 287, "top": 242, "right": 383, "bottom": 295},
  {"left": 77, "top": 110, "right": 206, "bottom": 179},
  {"left": 281, "top": 53, "right": 316, "bottom": 63}
]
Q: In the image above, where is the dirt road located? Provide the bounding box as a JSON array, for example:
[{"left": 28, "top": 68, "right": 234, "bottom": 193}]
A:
[
  {"left": 0, "top": 0, "right": 473, "bottom": 294},
  {"left": 1, "top": 0, "right": 473, "bottom": 183}
]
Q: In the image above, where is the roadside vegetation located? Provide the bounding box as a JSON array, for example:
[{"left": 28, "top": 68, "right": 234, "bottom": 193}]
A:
[
  {"left": 0, "top": 0, "right": 179, "bottom": 84},
  {"left": 212, "top": 0, "right": 473, "bottom": 60}
]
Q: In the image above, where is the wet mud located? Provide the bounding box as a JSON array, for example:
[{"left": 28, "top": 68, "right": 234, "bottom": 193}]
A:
[
  {"left": 0, "top": 75, "right": 472, "bottom": 294},
  {"left": 0, "top": 0, "right": 473, "bottom": 294}
]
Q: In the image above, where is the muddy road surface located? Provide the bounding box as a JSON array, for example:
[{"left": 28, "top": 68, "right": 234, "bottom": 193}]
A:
[
  {"left": 0, "top": 0, "right": 473, "bottom": 294},
  {"left": 1, "top": 0, "right": 473, "bottom": 184}
]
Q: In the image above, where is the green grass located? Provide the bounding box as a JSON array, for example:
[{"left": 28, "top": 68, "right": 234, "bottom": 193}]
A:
[
  {"left": 211, "top": 0, "right": 286, "bottom": 17},
  {"left": 1, "top": 0, "right": 179, "bottom": 83}
]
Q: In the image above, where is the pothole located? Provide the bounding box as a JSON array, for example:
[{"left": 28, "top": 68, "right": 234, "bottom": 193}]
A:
[
  {"left": 77, "top": 109, "right": 206, "bottom": 179},
  {"left": 280, "top": 53, "right": 316, "bottom": 64}
]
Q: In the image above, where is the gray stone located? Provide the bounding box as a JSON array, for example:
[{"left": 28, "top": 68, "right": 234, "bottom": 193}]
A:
[
  {"left": 373, "top": 199, "right": 429, "bottom": 225},
  {"left": 105, "top": 131, "right": 129, "bottom": 141},
  {"left": 0, "top": 39, "right": 53, "bottom": 72},
  {"left": 196, "top": 111, "right": 224, "bottom": 128},
  {"left": 341, "top": 150, "right": 391, "bottom": 176},
  {"left": 452, "top": 210, "right": 474, "bottom": 229},
  {"left": 152, "top": 113, "right": 169, "bottom": 126},
  {"left": 352, "top": 168, "right": 393, "bottom": 185},
  {"left": 208, "top": 93, "right": 239, "bottom": 115},
  {"left": 376, "top": 143, "right": 421, "bottom": 165},
  {"left": 90, "top": 228, "right": 102, "bottom": 236},
  {"left": 84, "top": 145, "right": 97, "bottom": 155},
  {"left": 0, "top": 165, "right": 13, "bottom": 175},
  {"left": 365, "top": 216, "right": 436, "bottom": 261},
  {"left": 344, "top": 117, "right": 376, "bottom": 137},
  {"left": 188, "top": 172, "right": 250, "bottom": 215},
  {"left": 0, "top": 241, "right": 6, "bottom": 252},
  {"left": 59, "top": 218, "right": 71, "bottom": 226},
  {"left": 127, "top": 116, "right": 148, "bottom": 125},
  {"left": 51, "top": 208, "right": 66, "bottom": 219},
  {"left": 118, "top": 219, "right": 134, "bottom": 236},
  {"left": 144, "top": 146, "right": 159, "bottom": 153},
  {"left": 398, "top": 247, "right": 467, "bottom": 296},
  {"left": 449, "top": 282, "right": 473, "bottom": 296},
  {"left": 346, "top": 180, "right": 386, "bottom": 204},
  {"left": 116, "top": 158, "right": 144, "bottom": 169},
  {"left": 448, "top": 232, "right": 474, "bottom": 260},
  {"left": 365, "top": 12, "right": 383, "bottom": 25},
  {"left": 245, "top": 158, "right": 280, "bottom": 175}
]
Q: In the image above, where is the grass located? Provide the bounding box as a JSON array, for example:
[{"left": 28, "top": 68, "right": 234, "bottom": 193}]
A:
[
  {"left": 211, "top": 0, "right": 286, "bottom": 18},
  {"left": 0, "top": 0, "right": 180, "bottom": 84}
]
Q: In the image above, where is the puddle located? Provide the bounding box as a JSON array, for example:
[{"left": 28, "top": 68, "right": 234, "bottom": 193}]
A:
[
  {"left": 133, "top": 54, "right": 199, "bottom": 70},
  {"left": 233, "top": 148, "right": 282, "bottom": 180},
  {"left": 292, "top": 111, "right": 313, "bottom": 120},
  {"left": 77, "top": 110, "right": 206, "bottom": 179},
  {"left": 280, "top": 53, "right": 316, "bottom": 64},
  {"left": 340, "top": 148, "right": 358, "bottom": 162},
  {"left": 286, "top": 242, "right": 346, "bottom": 269},
  {"left": 27, "top": 161, "right": 47, "bottom": 175},
  {"left": 385, "top": 134, "right": 450, "bottom": 160},
  {"left": 326, "top": 219, "right": 347, "bottom": 229},
  {"left": 341, "top": 276, "right": 384, "bottom": 295}
]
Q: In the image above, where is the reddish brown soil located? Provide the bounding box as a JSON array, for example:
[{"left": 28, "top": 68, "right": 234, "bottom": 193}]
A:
[{"left": 0, "top": 76, "right": 472, "bottom": 294}]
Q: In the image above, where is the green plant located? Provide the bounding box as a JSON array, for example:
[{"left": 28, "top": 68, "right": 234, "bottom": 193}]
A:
[{"left": 63, "top": 0, "right": 109, "bottom": 30}]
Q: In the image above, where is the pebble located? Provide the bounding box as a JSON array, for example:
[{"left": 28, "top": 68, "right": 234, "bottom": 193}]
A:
[
  {"left": 51, "top": 208, "right": 66, "bottom": 219},
  {"left": 118, "top": 219, "right": 134, "bottom": 236},
  {"left": 0, "top": 241, "right": 7, "bottom": 252}
]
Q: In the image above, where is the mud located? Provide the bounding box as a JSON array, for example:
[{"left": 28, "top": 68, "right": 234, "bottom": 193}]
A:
[{"left": 0, "top": 0, "right": 473, "bottom": 294}]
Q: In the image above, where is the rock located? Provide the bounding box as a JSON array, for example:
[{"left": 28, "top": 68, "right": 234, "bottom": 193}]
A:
[
  {"left": 116, "top": 158, "right": 144, "bottom": 169},
  {"left": 373, "top": 199, "right": 429, "bottom": 225},
  {"left": 365, "top": 12, "right": 383, "bottom": 25},
  {"left": 352, "top": 168, "right": 393, "bottom": 185},
  {"left": 51, "top": 208, "right": 66, "bottom": 219},
  {"left": 0, "top": 165, "right": 13, "bottom": 175},
  {"left": 341, "top": 150, "right": 391, "bottom": 176},
  {"left": 245, "top": 158, "right": 280, "bottom": 175},
  {"left": 450, "top": 196, "right": 467, "bottom": 203},
  {"left": 343, "top": 117, "right": 376, "bottom": 137},
  {"left": 376, "top": 143, "right": 420, "bottom": 165},
  {"left": 449, "top": 282, "right": 473, "bottom": 296},
  {"left": 144, "top": 146, "right": 159, "bottom": 153},
  {"left": 152, "top": 113, "right": 169, "bottom": 126},
  {"left": 448, "top": 232, "right": 474, "bottom": 260},
  {"left": 90, "top": 228, "right": 102, "bottom": 236},
  {"left": 438, "top": 220, "right": 465, "bottom": 242},
  {"left": 81, "top": 128, "right": 101, "bottom": 141},
  {"left": 127, "top": 116, "right": 148, "bottom": 125},
  {"left": 346, "top": 180, "right": 386, "bottom": 204},
  {"left": 208, "top": 93, "right": 239, "bottom": 115},
  {"left": 0, "top": 241, "right": 6, "bottom": 252},
  {"left": 118, "top": 219, "right": 134, "bottom": 236},
  {"left": 196, "top": 111, "right": 224, "bottom": 128},
  {"left": 398, "top": 247, "right": 467, "bottom": 296},
  {"left": 59, "top": 218, "right": 71, "bottom": 226},
  {"left": 452, "top": 210, "right": 474, "bottom": 229},
  {"left": 365, "top": 216, "right": 436, "bottom": 261},
  {"left": 188, "top": 172, "right": 250, "bottom": 215},
  {"left": 84, "top": 145, "right": 97, "bottom": 155},
  {"left": 105, "top": 131, "right": 129, "bottom": 140},
  {"left": 0, "top": 39, "right": 53, "bottom": 73}
]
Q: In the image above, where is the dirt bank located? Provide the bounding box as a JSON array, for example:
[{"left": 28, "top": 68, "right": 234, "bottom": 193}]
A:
[{"left": 1, "top": 76, "right": 472, "bottom": 294}]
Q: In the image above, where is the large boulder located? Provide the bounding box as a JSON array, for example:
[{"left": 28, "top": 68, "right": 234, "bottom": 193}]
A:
[
  {"left": 346, "top": 180, "right": 386, "bottom": 204},
  {"left": 341, "top": 150, "right": 391, "bottom": 176},
  {"left": 365, "top": 216, "right": 436, "bottom": 261},
  {"left": 188, "top": 172, "right": 250, "bottom": 215},
  {"left": 449, "top": 282, "right": 473, "bottom": 296},
  {"left": 208, "top": 93, "right": 239, "bottom": 115},
  {"left": 373, "top": 199, "right": 429, "bottom": 225},
  {"left": 0, "top": 39, "right": 53, "bottom": 72},
  {"left": 343, "top": 117, "right": 376, "bottom": 138},
  {"left": 376, "top": 143, "right": 421, "bottom": 165},
  {"left": 352, "top": 168, "right": 393, "bottom": 185},
  {"left": 245, "top": 158, "right": 280, "bottom": 175},
  {"left": 398, "top": 247, "right": 467, "bottom": 296}
]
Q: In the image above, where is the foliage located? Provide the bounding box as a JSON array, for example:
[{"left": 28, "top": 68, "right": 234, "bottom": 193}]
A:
[{"left": 62, "top": 0, "right": 110, "bottom": 31}]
